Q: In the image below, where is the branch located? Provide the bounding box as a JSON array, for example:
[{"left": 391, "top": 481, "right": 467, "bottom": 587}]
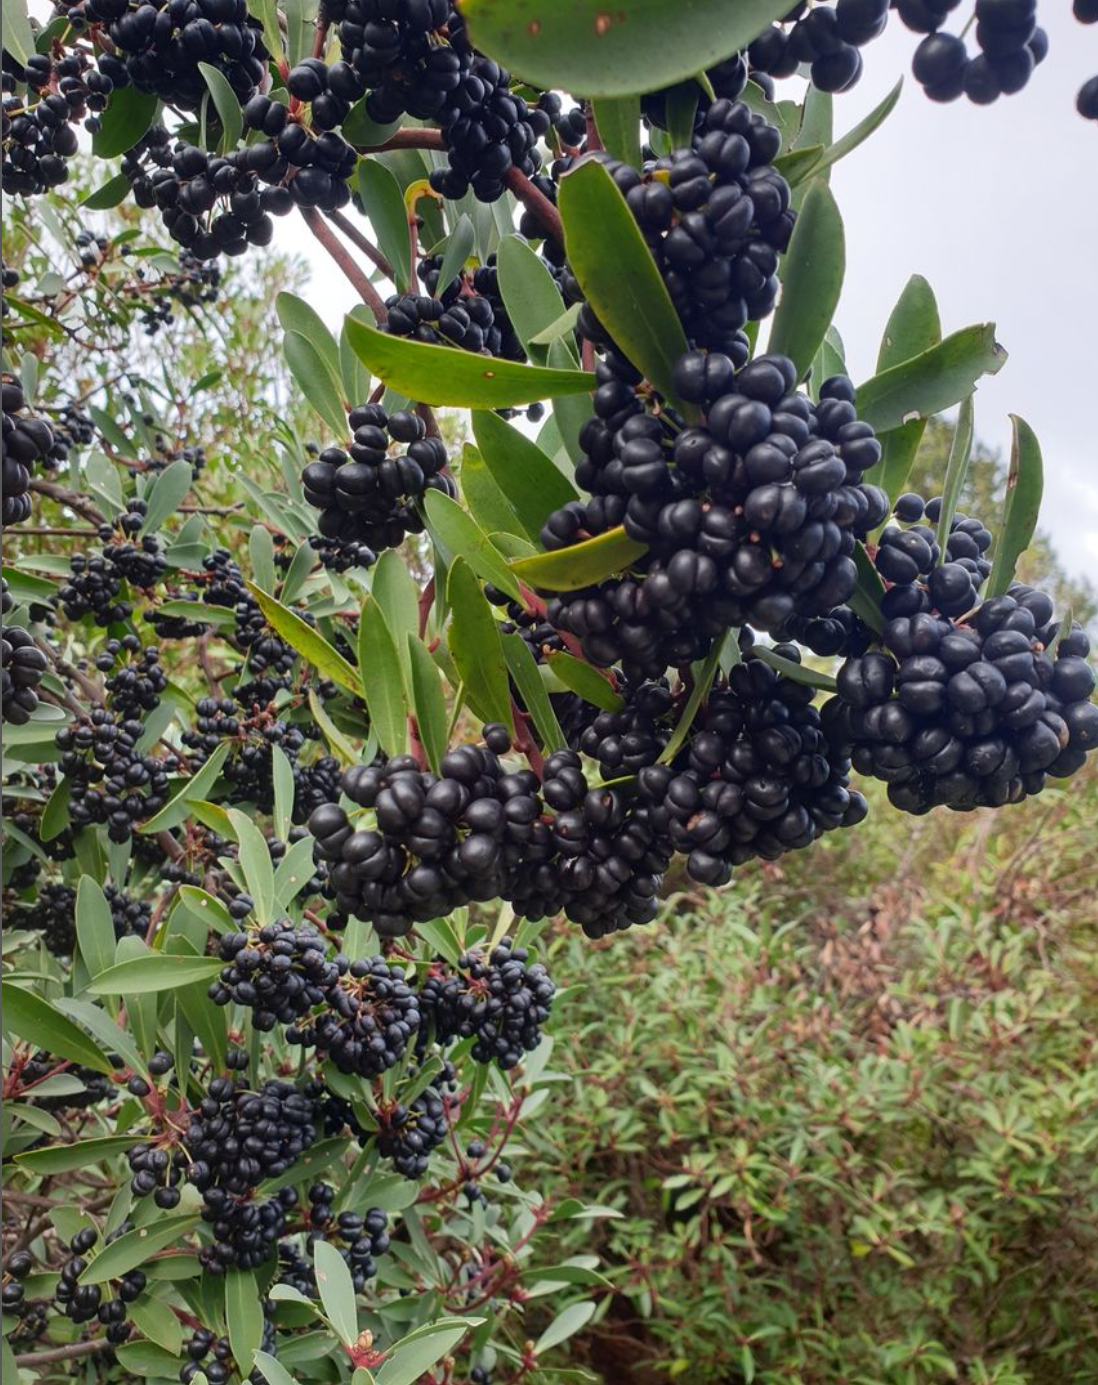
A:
[
  {"left": 505, "top": 167, "right": 564, "bottom": 244},
  {"left": 326, "top": 209, "right": 394, "bottom": 281},
  {"left": 29, "top": 477, "right": 104, "bottom": 527},
  {"left": 14, "top": 1341, "right": 111, "bottom": 1368},
  {"left": 360, "top": 128, "right": 445, "bottom": 153},
  {"left": 299, "top": 205, "right": 388, "bottom": 325}
]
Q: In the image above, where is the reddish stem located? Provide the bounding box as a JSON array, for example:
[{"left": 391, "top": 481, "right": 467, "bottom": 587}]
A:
[
  {"left": 510, "top": 701, "right": 544, "bottom": 780},
  {"left": 418, "top": 575, "right": 436, "bottom": 639},
  {"left": 299, "top": 206, "right": 388, "bottom": 326},
  {"left": 504, "top": 167, "right": 564, "bottom": 244},
  {"left": 326, "top": 208, "right": 394, "bottom": 281}
]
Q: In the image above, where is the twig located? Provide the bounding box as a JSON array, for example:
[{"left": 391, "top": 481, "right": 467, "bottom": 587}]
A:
[
  {"left": 506, "top": 166, "right": 563, "bottom": 243},
  {"left": 326, "top": 209, "right": 394, "bottom": 280},
  {"left": 299, "top": 205, "right": 388, "bottom": 326},
  {"left": 29, "top": 476, "right": 104, "bottom": 526},
  {"left": 5, "top": 526, "right": 98, "bottom": 537},
  {"left": 14, "top": 1341, "right": 110, "bottom": 1368}
]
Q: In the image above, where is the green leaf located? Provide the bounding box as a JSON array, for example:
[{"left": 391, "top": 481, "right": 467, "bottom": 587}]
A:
[
  {"left": 1, "top": 982, "right": 113, "bottom": 1074},
  {"left": 277, "top": 291, "right": 343, "bottom": 388},
  {"left": 129, "top": 1293, "right": 183, "bottom": 1357},
  {"left": 592, "top": 96, "right": 642, "bottom": 167},
  {"left": 273, "top": 835, "right": 321, "bottom": 909},
  {"left": 986, "top": 415, "right": 1044, "bottom": 598},
  {"left": 247, "top": 582, "right": 363, "bottom": 697},
  {"left": 81, "top": 174, "right": 133, "bottom": 210},
  {"left": 558, "top": 159, "right": 689, "bottom": 408},
  {"left": 855, "top": 324, "right": 1006, "bottom": 434},
  {"left": 471, "top": 411, "right": 578, "bottom": 542},
  {"left": 850, "top": 543, "right": 886, "bottom": 635},
  {"left": 55, "top": 997, "right": 145, "bottom": 1077},
  {"left": 658, "top": 635, "right": 729, "bottom": 765},
  {"left": 226, "top": 1270, "right": 264, "bottom": 1378},
  {"left": 448, "top": 558, "right": 512, "bottom": 728},
  {"left": 340, "top": 308, "right": 375, "bottom": 405},
  {"left": 934, "top": 393, "right": 975, "bottom": 561},
  {"left": 510, "top": 526, "right": 648, "bottom": 592},
  {"left": 461, "top": 0, "right": 793, "bottom": 98},
  {"left": 308, "top": 688, "right": 360, "bottom": 764},
  {"left": 254, "top": 1351, "right": 298, "bottom": 1385},
  {"left": 79, "top": 1216, "right": 200, "bottom": 1285},
  {"left": 116, "top": 1341, "right": 189, "bottom": 1376},
  {"left": 228, "top": 808, "right": 276, "bottom": 925},
  {"left": 198, "top": 61, "right": 243, "bottom": 153},
  {"left": 876, "top": 274, "right": 942, "bottom": 374},
  {"left": 496, "top": 235, "right": 569, "bottom": 362},
  {"left": 375, "top": 1320, "right": 478, "bottom": 1385},
  {"left": 460, "top": 442, "right": 526, "bottom": 539},
  {"left": 434, "top": 213, "right": 476, "bottom": 298},
  {"left": 358, "top": 595, "right": 408, "bottom": 757},
  {"left": 40, "top": 775, "right": 71, "bottom": 843},
  {"left": 357, "top": 160, "right": 413, "bottom": 293},
  {"left": 750, "top": 645, "right": 837, "bottom": 690},
  {"left": 423, "top": 490, "right": 522, "bottom": 600},
  {"left": 546, "top": 652, "right": 623, "bottom": 712},
  {"left": 344, "top": 315, "right": 594, "bottom": 408},
  {"left": 313, "top": 1240, "right": 358, "bottom": 1347},
  {"left": 408, "top": 636, "right": 448, "bottom": 773},
  {"left": 89, "top": 954, "right": 224, "bottom": 996},
  {"left": 143, "top": 459, "right": 194, "bottom": 534},
  {"left": 284, "top": 330, "right": 349, "bottom": 436},
  {"left": 249, "top": 524, "right": 277, "bottom": 595},
  {"left": 502, "top": 633, "right": 566, "bottom": 754},
  {"left": 15, "top": 1135, "right": 145, "bottom": 1175},
  {"left": 92, "top": 86, "right": 158, "bottom": 158},
  {"left": 272, "top": 744, "right": 294, "bottom": 843},
  {"left": 343, "top": 99, "right": 402, "bottom": 148},
  {"left": 283, "top": 0, "right": 308, "bottom": 66},
  {"left": 665, "top": 84, "right": 699, "bottom": 151},
  {"left": 1, "top": 0, "right": 35, "bottom": 65},
  {"left": 534, "top": 1300, "right": 597, "bottom": 1355},
  {"left": 178, "top": 885, "right": 233, "bottom": 931},
  {"left": 812, "top": 77, "right": 903, "bottom": 181},
  {"left": 76, "top": 878, "right": 117, "bottom": 981},
  {"left": 769, "top": 179, "right": 844, "bottom": 381},
  {"left": 246, "top": 0, "right": 283, "bottom": 62},
  {"left": 140, "top": 739, "right": 232, "bottom": 833}
]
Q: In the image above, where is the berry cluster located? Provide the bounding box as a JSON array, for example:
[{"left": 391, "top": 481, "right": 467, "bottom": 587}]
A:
[
  {"left": 420, "top": 937, "right": 555, "bottom": 1070},
  {"left": 209, "top": 921, "right": 342, "bottom": 1029},
  {"left": 2, "top": 623, "right": 47, "bottom": 726},
  {"left": 181, "top": 1319, "right": 275, "bottom": 1385},
  {"left": 14, "top": 879, "right": 150, "bottom": 955},
  {"left": 579, "top": 99, "right": 794, "bottom": 354},
  {"left": 100, "top": 638, "right": 169, "bottom": 719},
  {"left": 59, "top": 502, "right": 167, "bottom": 626},
  {"left": 824, "top": 581, "right": 1098, "bottom": 812},
  {"left": 288, "top": 957, "right": 422, "bottom": 1077},
  {"left": 54, "top": 1227, "right": 145, "bottom": 1341},
  {"left": 1, "top": 50, "right": 104, "bottom": 196},
  {"left": 56, "top": 709, "right": 176, "bottom": 841},
  {"left": 80, "top": 0, "right": 267, "bottom": 111},
  {"left": 306, "top": 1185, "right": 390, "bottom": 1290},
  {"left": 301, "top": 403, "right": 451, "bottom": 570},
  {"left": 183, "top": 697, "right": 306, "bottom": 810},
  {"left": 196, "top": 549, "right": 297, "bottom": 702},
  {"left": 375, "top": 1063, "right": 455, "bottom": 1179},
  {"left": 2, "top": 374, "right": 53, "bottom": 526},
  {"left": 542, "top": 353, "right": 887, "bottom": 679},
  {"left": 903, "top": 0, "right": 1049, "bottom": 105},
  {"left": 381, "top": 252, "right": 525, "bottom": 361}
]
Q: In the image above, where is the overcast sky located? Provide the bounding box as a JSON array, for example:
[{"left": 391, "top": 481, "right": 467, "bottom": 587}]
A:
[{"left": 287, "top": 11, "right": 1098, "bottom": 581}]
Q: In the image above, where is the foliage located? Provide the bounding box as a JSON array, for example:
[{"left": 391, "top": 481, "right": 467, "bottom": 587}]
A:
[{"left": 531, "top": 768, "right": 1098, "bottom": 1383}]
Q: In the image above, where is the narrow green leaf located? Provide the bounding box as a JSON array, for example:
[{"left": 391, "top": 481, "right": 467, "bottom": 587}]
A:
[
  {"left": 308, "top": 688, "right": 361, "bottom": 764},
  {"left": 357, "top": 160, "right": 413, "bottom": 293},
  {"left": 434, "top": 214, "right": 476, "bottom": 299},
  {"left": 358, "top": 595, "right": 408, "bottom": 757},
  {"left": 273, "top": 835, "right": 321, "bottom": 909},
  {"left": 769, "top": 179, "right": 845, "bottom": 381},
  {"left": 750, "top": 645, "right": 837, "bottom": 690},
  {"left": 510, "top": 526, "right": 648, "bottom": 593},
  {"left": 284, "top": 330, "right": 349, "bottom": 436},
  {"left": 39, "top": 775, "right": 71, "bottom": 843},
  {"left": 935, "top": 393, "right": 975, "bottom": 561},
  {"left": 246, "top": 0, "right": 283, "bottom": 63},
  {"left": 471, "top": 411, "right": 579, "bottom": 542},
  {"left": 460, "top": 0, "right": 795, "bottom": 98},
  {"left": 665, "top": 84, "right": 699, "bottom": 151},
  {"left": 81, "top": 174, "right": 133, "bottom": 211},
  {"left": 592, "top": 96, "right": 642, "bottom": 167},
  {"left": 460, "top": 442, "right": 526, "bottom": 539},
  {"left": 1, "top": 982, "right": 113, "bottom": 1074},
  {"left": 658, "top": 635, "right": 728, "bottom": 765},
  {"left": 117, "top": 1342, "right": 190, "bottom": 1376},
  {"left": 272, "top": 744, "right": 294, "bottom": 843},
  {"left": 89, "top": 954, "right": 225, "bottom": 996},
  {"left": 496, "top": 235, "right": 569, "bottom": 362},
  {"left": 812, "top": 77, "right": 903, "bottom": 181},
  {"left": 247, "top": 582, "right": 363, "bottom": 696},
  {"left": 447, "top": 558, "right": 512, "bottom": 728},
  {"left": 92, "top": 86, "right": 158, "bottom": 158},
  {"left": 408, "top": 636, "right": 448, "bottom": 773},
  {"left": 558, "top": 159, "right": 689, "bottom": 408},
  {"left": 423, "top": 489, "right": 522, "bottom": 600},
  {"left": 140, "top": 740, "right": 232, "bottom": 833},
  {"left": 345, "top": 315, "right": 594, "bottom": 408},
  {"left": 546, "top": 652, "right": 623, "bottom": 712},
  {"left": 876, "top": 274, "right": 942, "bottom": 374},
  {"left": 313, "top": 1240, "right": 358, "bottom": 1347},
  {"left": 143, "top": 458, "right": 194, "bottom": 534},
  {"left": 15, "top": 1136, "right": 144, "bottom": 1175},
  {"left": 850, "top": 543, "right": 886, "bottom": 635},
  {"left": 502, "top": 633, "right": 566, "bottom": 754},
  {"left": 226, "top": 1270, "right": 264, "bottom": 1378},
  {"left": 79, "top": 1217, "right": 200, "bottom": 1285},
  {"left": 76, "top": 878, "right": 117, "bottom": 981},
  {"left": 129, "top": 1293, "right": 183, "bottom": 1356},
  {"left": 178, "top": 885, "right": 233, "bottom": 932},
  {"left": 375, "top": 1320, "right": 478, "bottom": 1385},
  {"left": 371, "top": 548, "right": 424, "bottom": 692},
  {"left": 249, "top": 524, "right": 277, "bottom": 595},
  {"left": 55, "top": 997, "right": 145, "bottom": 1077},
  {"left": 986, "top": 415, "right": 1044, "bottom": 598},
  {"left": 856, "top": 324, "right": 1006, "bottom": 434},
  {"left": 228, "top": 808, "right": 275, "bottom": 926},
  {"left": 198, "top": 61, "right": 243, "bottom": 153},
  {"left": 1, "top": 0, "right": 35, "bottom": 65},
  {"left": 340, "top": 307, "right": 375, "bottom": 405},
  {"left": 534, "top": 1300, "right": 597, "bottom": 1355},
  {"left": 255, "top": 1351, "right": 299, "bottom": 1385},
  {"left": 277, "top": 291, "right": 342, "bottom": 387}
]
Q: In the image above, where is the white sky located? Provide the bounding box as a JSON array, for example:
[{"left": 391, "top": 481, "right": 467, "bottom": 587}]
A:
[{"left": 284, "top": 11, "right": 1098, "bottom": 581}]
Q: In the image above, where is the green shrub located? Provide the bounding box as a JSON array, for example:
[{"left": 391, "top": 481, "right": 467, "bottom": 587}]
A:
[{"left": 532, "top": 771, "right": 1098, "bottom": 1384}]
